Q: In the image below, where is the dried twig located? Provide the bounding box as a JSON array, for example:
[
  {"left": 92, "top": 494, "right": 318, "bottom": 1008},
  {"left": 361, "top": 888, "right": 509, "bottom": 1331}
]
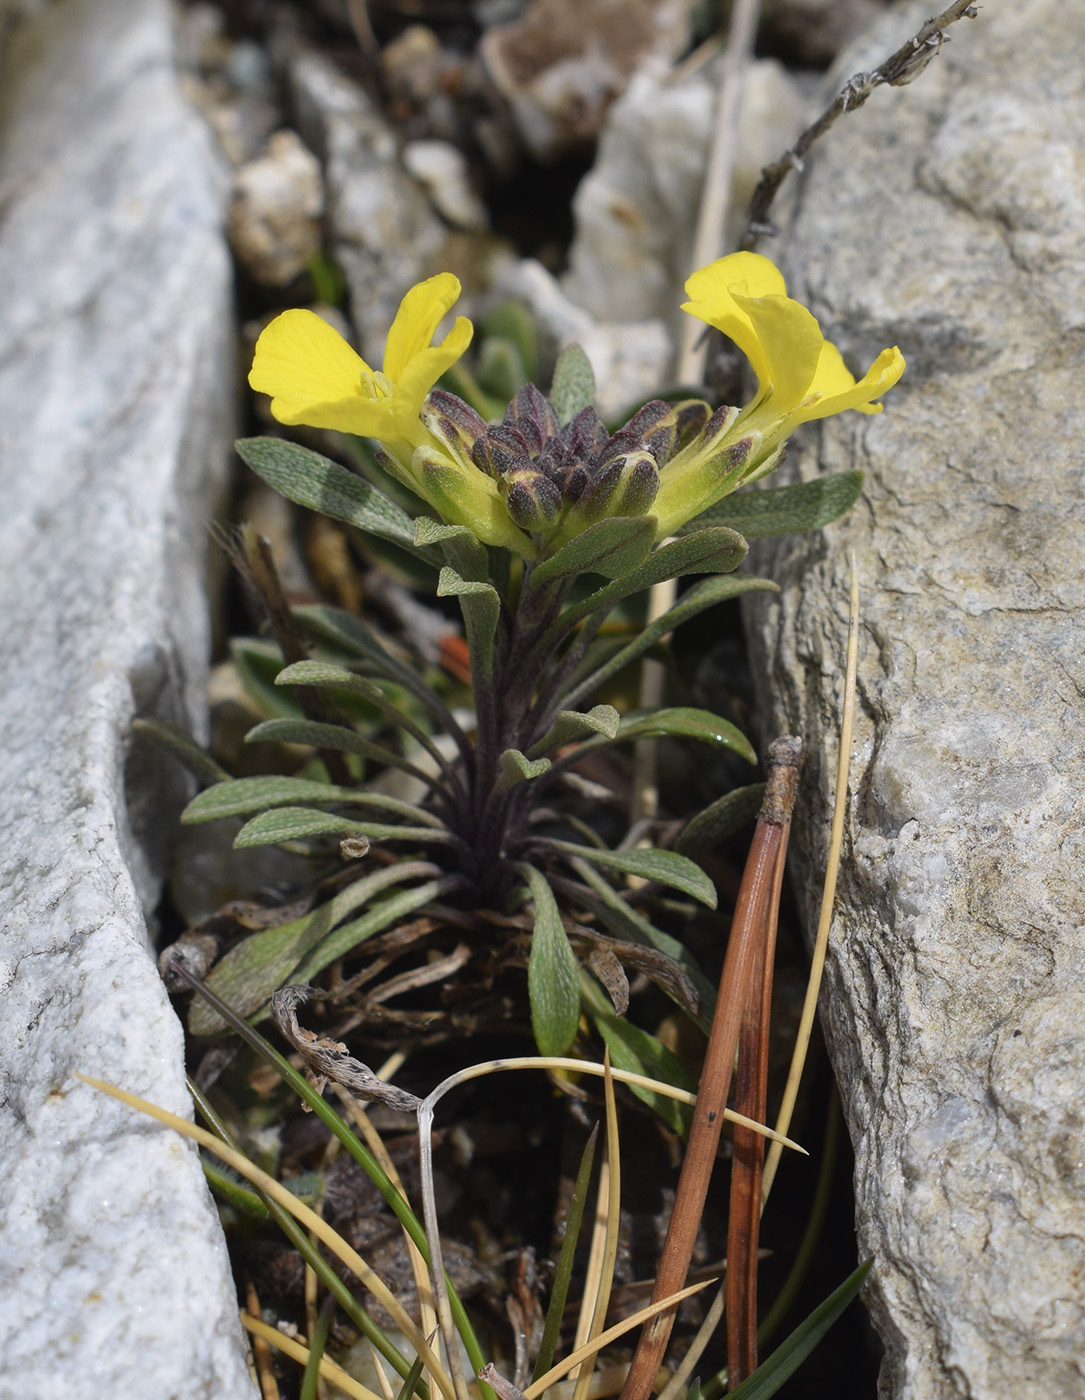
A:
[
  {"left": 742, "top": 0, "right": 980, "bottom": 245},
  {"left": 271, "top": 984, "right": 421, "bottom": 1112}
]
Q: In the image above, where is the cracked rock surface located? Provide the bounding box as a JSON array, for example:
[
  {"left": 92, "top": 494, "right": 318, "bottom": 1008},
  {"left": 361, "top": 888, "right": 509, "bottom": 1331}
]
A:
[
  {"left": 745, "top": 2, "right": 1085, "bottom": 1396},
  {"left": 0, "top": 0, "right": 253, "bottom": 1394}
]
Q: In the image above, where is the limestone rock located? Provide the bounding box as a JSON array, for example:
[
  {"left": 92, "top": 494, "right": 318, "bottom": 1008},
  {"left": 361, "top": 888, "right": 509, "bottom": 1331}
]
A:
[
  {"left": 562, "top": 61, "right": 804, "bottom": 323},
  {"left": 0, "top": 1, "right": 252, "bottom": 1396},
  {"left": 480, "top": 0, "right": 696, "bottom": 159},
  {"left": 228, "top": 128, "right": 324, "bottom": 286},
  {"left": 493, "top": 258, "right": 673, "bottom": 419},
  {"left": 742, "top": 3, "right": 1085, "bottom": 1396},
  {"left": 290, "top": 50, "right": 451, "bottom": 359}
]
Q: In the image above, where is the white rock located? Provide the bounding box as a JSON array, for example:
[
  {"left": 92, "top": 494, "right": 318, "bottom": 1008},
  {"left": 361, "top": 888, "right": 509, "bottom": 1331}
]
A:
[
  {"left": 290, "top": 50, "right": 450, "bottom": 359},
  {"left": 743, "top": 2, "right": 1085, "bottom": 1395},
  {"left": 403, "top": 138, "right": 489, "bottom": 230},
  {"left": 493, "top": 258, "right": 673, "bottom": 418},
  {"left": 228, "top": 128, "right": 324, "bottom": 285},
  {"left": 562, "top": 61, "right": 805, "bottom": 323},
  {"left": 0, "top": 1, "right": 252, "bottom": 1396}
]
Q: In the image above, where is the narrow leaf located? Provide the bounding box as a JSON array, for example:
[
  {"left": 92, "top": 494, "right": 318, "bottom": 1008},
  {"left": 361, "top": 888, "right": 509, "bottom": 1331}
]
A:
[
  {"left": 563, "top": 574, "right": 777, "bottom": 710},
  {"left": 681, "top": 471, "right": 863, "bottom": 539},
  {"left": 550, "top": 344, "right": 596, "bottom": 424},
  {"left": 131, "top": 717, "right": 230, "bottom": 787},
  {"left": 526, "top": 705, "right": 620, "bottom": 759},
  {"left": 437, "top": 567, "right": 500, "bottom": 677},
  {"left": 580, "top": 974, "right": 694, "bottom": 1136},
  {"left": 499, "top": 749, "right": 552, "bottom": 789},
  {"left": 546, "top": 839, "right": 717, "bottom": 909},
  {"left": 552, "top": 527, "right": 749, "bottom": 637},
  {"left": 183, "top": 774, "right": 378, "bottom": 824},
  {"left": 613, "top": 708, "right": 755, "bottom": 763},
  {"left": 520, "top": 864, "right": 581, "bottom": 1056},
  {"left": 236, "top": 437, "right": 421, "bottom": 550},
  {"left": 414, "top": 517, "right": 489, "bottom": 582},
  {"left": 531, "top": 517, "right": 656, "bottom": 586},
  {"left": 676, "top": 783, "right": 766, "bottom": 857},
  {"left": 724, "top": 1261, "right": 872, "bottom": 1400},
  {"left": 532, "top": 1125, "right": 598, "bottom": 1383},
  {"left": 233, "top": 806, "right": 450, "bottom": 849},
  {"left": 188, "top": 861, "right": 441, "bottom": 1033}
]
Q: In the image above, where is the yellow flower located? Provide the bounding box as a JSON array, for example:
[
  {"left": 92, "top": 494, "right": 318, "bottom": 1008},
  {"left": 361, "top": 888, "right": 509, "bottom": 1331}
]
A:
[
  {"left": 681, "top": 252, "right": 904, "bottom": 436},
  {"left": 249, "top": 273, "right": 473, "bottom": 461}
]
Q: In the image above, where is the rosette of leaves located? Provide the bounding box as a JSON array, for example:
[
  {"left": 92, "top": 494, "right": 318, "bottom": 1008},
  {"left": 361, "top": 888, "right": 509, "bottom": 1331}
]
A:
[{"left": 174, "top": 345, "right": 863, "bottom": 1061}]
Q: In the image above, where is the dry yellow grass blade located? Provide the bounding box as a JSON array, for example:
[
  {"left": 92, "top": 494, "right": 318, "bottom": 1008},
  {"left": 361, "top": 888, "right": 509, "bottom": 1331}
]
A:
[
  {"left": 523, "top": 1280, "right": 716, "bottom": 1399},
  {"left": 571, "top": 1056, "right": 621, "bottom": 1400},
  {"left": 241, "top": 1311, "right": 380, "bottom": 1400},
  {"left": 76, "top": 1074, "right": 457, "bottom": 1400},
  {"left": 761, "top": 553, "right": 860, "bottom": 1205}
]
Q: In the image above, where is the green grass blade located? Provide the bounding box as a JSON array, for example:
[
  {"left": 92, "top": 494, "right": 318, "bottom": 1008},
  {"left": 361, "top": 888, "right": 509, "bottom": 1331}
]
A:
[{"left": 531, "top": 1124, "right": 599, "bottom": 1383}]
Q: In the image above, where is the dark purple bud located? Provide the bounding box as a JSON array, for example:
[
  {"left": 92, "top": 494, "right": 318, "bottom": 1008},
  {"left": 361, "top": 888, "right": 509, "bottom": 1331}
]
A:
[
  {"left": 501, "top": 466, "right": 564, "bottom": 530},
  {"left": 471, "top": 423, "right": 532, "bottom": 477},
  {"left": 574, "top": 450, "right": 659, "bottom": 522},
  {"left": 504, "top": 383, "right": 560, "bottom": 456},
  {"left": 674, "top": 400, "right": 712, "bottom": 454},
  {"left": 425, "top": 390, "right": 488, "bottom": 454}
]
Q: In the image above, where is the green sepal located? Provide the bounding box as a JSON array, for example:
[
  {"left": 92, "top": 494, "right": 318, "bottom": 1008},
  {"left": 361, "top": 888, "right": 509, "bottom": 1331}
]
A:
[
  {"left": 682, "top": 470, "right": 864, "bottom": 538},
  {"left": 549, "top": 343, "right": 597, "bottom": 424},
  {"left": 235, "top": 437, "right": 421, "bottom": 552},
  {"left": 519, "top": 864, "right": 581, "bottom": 1056}
]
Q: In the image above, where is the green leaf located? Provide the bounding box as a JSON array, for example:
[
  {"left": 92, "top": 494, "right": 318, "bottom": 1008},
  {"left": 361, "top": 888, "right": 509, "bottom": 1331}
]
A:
[
  {"left": 188, "top": 861, "right": 440, "bottom": 1033},
  {"left": 520, "top": 864, "right": 581, "bottom": 1056},
  {"left": 531, "top": 516, "right": 656, "bottom": 586},
  {"left": 232, "top": 806, "right": 451, "bottom": 849},
  {"left": 580, "top": 973, "right": 695, "bottom": 1135},
  {"left": 526, "top": 704, "right": 620, "bottom": 759},
  {"left": 244, "top": 720, "right": 445, "bottom": 812},
  {"left": 235, "top": 437, "right": 421, "bottom": 551},
  {"left": 724, "top": 1260, "right": 873, "bottom": 1400},
  {"left": 232, "top": 638, "right": 301, "bottom": 720},
  {"left": 614, "top": 707, "right": 756, "bottom": 763},
  {"left": 414, "top": 517, "right": 489, "bottom": 582},
  {"left": 552, "top": 527, "right": 749, "bottom": 636},
  {"left": 546, "top": 839, "right": 717, "bottom": 908},
  {"left": 275, "top": 660, "right": 457, "bottom": 778},
  {"left": 182, "top": 774, "right": 379, "bottom": 824},
  {"left": 549, "top": 343, "right": 596, "bottom": 424},
  {"left": 682, "top": 471, "right": 863, "bottom": 539},
  {"left": 131, "top": 717, "right": 230, "bottom": 787},
  {"left": 563, "top": 574, "right": 778, "bottom": 710},
  {"left": 437, "top": 567, "right": 500, "bottom": 678},
  {"left": 499, "top": 749, "right": 552, "bottom": 789},
  {"left": 675, "top": 783, "right": 766, "bottom": 856},
  {"left": 531, "top": 1125, "right": 598, "bottom": 1384}
]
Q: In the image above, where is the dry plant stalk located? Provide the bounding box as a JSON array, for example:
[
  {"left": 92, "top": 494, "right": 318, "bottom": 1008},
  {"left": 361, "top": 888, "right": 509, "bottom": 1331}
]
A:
[{"left": 619, "top": 737, "right": 802, "bottom": 1400}]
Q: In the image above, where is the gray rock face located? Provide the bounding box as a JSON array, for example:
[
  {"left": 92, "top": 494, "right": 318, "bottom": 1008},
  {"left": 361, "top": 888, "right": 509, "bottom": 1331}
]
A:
[
  {"left": 0, "top": 1, "right": 253, "bottom": 1395},
  {"left": 289, "top": 50, "right": 450, "bottom": 360},
  {"left": 743, "top": 3, "right": 1085, "bottom": 1396}
]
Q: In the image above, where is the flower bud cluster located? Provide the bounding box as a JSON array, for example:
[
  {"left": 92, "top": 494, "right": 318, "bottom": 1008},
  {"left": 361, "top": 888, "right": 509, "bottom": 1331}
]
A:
[{"left": 424, "top": 384, "right": 736, "bottom": 543}]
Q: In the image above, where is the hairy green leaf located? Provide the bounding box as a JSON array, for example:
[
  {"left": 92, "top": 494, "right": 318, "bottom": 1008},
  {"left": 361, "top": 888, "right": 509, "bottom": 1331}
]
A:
[
  {"left": 520, "top": 864, "right": 581, "bottom": 1056},
  {"left": 526, "top": 704, "right": 620, "bottom": 759},
  {"left": 236, "top": 437, "right": 421, "bottom": 550},
  {"left": 232, "top": 806, "right": 451, "bottom": 849},
  {"left": 131, "top": 717, "right": 230, "bottom": 787},
  {"left": 437, "top": 567, "right": 500, "bottom": 678},
  {"left": 580, "top": 973, "right": 695, "bottom": 1135},
  {"left": 563, "top": 574, "right": 778, "bottom": 709},
  {"left": 549, "top": 343, "right": 596, "bottom": 424},
  {"left": 499, "top": 749, "right": 552, "bottom": 789},
  {"left": 531, "top": 516, "right": 656, "bottom": 585},
  {"left": 414, "top": 517, "right": 489, "bottom": 582},
  {"left": 188, "top": 861, "right": 438, "bottom": 1034},
  {"left": 546, "top": 839, "right": 716, "bottom": 908},
  {"left": 682, "top": 471, "right": 863, "bottom": 539},
  {"left": 182, "top": 774, "right": 378, "bottom": 824},
  {"left": 676, "top": 783, "right": 766, "bottom": 856}
]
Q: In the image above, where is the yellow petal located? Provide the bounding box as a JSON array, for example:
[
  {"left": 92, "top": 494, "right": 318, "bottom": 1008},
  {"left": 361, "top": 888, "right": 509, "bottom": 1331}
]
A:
[
  {"left": 801, "top": 345, "right": 906, "bottom": 421},
  {"left": 392, "top": 315, "right": 474, "bottom": 430},
  {"left": 682, "top": 253, "right": 789, "bottom": 392},
  {"left": 249, "top": 309, "right": 386, "bottom": 433},
  {"left": 384, "top": 273, "right": 466, "bottom": 381},
  {"left": 730, "top": 292, "right": 823, "bottom": 411}
]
